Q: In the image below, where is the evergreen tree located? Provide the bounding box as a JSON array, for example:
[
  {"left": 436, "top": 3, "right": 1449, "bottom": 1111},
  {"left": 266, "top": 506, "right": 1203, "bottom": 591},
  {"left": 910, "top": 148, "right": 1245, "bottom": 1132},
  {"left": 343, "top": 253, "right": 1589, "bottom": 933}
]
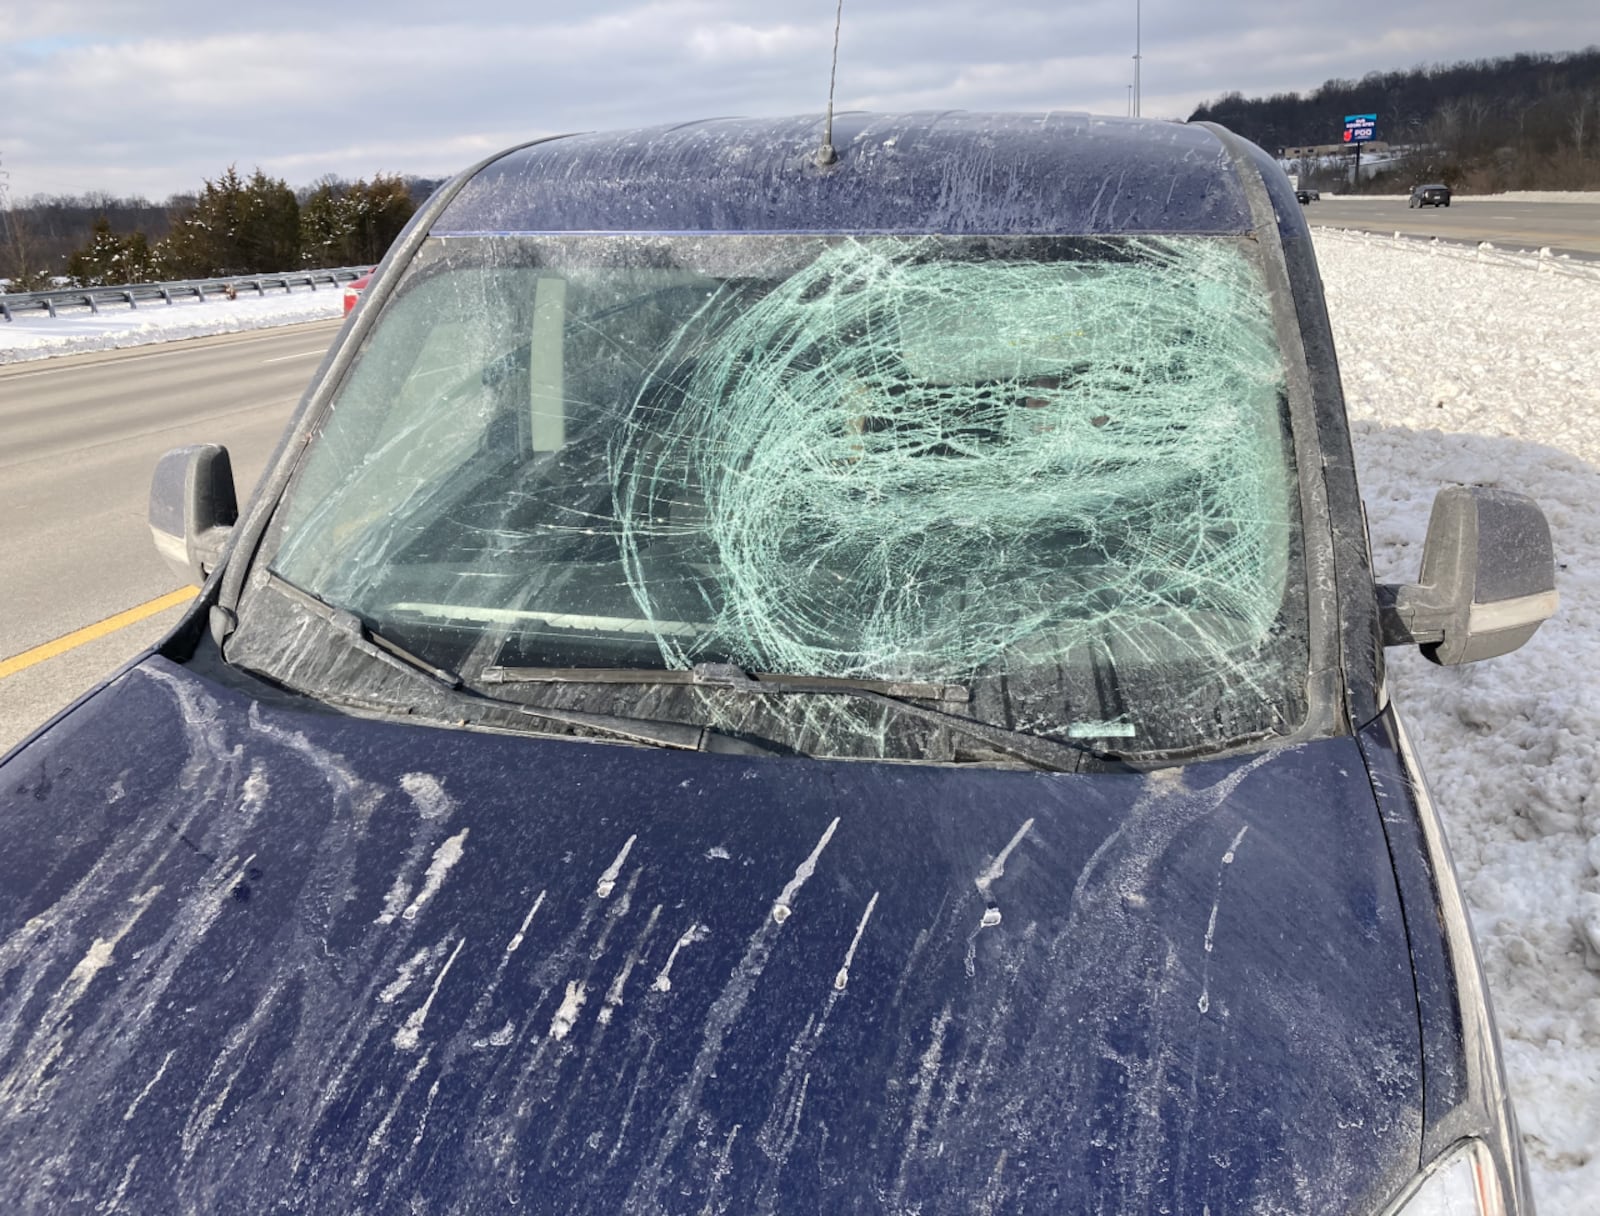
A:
[
  {"left": 299, "top": 173, "right": 416, "bottom": 266},
  {"left": 156, "top": 165, "right": 300, "bottom": 277},
  {"left": 66, "top": 216, "right": 157, "bottom": 285},
  {"left": 239, "top": 168, "right": 300, "bottom": 271}
]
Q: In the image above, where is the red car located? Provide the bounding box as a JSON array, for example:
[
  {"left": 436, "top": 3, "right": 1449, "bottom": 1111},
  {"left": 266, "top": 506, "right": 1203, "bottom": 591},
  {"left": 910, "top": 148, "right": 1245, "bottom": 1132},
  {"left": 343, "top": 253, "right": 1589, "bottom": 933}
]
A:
[{"left": 342, "top": 270, "right": 375, "bottom": 315}]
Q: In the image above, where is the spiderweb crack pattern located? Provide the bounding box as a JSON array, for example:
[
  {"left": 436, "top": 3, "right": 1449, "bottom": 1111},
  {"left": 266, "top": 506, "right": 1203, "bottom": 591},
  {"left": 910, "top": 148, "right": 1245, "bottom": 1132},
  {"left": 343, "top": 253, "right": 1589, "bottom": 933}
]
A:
[{"left": 611, "top": 237, "right": 1291, "bottom": 684}]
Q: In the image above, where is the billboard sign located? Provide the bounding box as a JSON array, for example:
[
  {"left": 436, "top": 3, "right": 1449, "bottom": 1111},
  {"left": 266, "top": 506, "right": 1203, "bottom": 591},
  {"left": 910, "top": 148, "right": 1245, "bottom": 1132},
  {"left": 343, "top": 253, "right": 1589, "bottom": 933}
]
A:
[{"left": 1343, "top": 114, "right": 1378, "bottom": 143}]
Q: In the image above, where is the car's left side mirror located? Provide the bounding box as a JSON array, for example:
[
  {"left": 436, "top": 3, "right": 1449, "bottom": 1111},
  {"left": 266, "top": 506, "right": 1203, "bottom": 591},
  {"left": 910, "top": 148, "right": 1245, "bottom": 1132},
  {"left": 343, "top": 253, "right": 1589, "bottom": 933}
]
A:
[
  {"left": 1377, "top": 485, "right": 1558, "bottom": 665},
  {"left": 149, "top": 444, "right": 238, "bottom": 585}
]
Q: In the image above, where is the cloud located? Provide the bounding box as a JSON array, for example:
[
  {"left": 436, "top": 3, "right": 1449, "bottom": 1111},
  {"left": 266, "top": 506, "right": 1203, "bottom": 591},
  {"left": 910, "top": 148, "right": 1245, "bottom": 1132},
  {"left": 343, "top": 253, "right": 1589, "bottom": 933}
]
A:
[{"left": 2, "top": 0, "right": 1595, "bottom": 198}]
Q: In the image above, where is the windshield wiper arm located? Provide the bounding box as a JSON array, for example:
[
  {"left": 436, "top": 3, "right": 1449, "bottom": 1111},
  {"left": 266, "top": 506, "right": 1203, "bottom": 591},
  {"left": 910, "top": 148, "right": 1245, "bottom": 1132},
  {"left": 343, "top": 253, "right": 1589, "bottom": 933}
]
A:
[
  {"left": 687, "top": 662, "right": 1130, "bottom": 773},
  {"left": 258, "top": 573, "right": 777, "bottom": 756},
  {"left": 479, "top": 659, "right": 1128, "bottom": 771}
]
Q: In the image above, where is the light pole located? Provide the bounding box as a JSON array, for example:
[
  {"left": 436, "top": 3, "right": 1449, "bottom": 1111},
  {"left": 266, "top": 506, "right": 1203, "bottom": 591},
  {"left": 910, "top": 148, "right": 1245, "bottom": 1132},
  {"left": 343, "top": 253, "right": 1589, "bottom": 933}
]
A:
[
  {"left": 1127, "top": 84, "right": 1133, "bottom": 117},
  {"left": 1133, "top": 0, "right": 1141, "bottom": 117}
]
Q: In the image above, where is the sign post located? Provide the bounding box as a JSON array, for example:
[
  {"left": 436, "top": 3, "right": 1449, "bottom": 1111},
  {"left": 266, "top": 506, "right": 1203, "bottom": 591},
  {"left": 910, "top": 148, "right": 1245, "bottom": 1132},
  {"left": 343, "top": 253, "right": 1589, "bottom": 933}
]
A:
[{"left": 1343, "top": 114, "right": 1377, "bottom": 185}]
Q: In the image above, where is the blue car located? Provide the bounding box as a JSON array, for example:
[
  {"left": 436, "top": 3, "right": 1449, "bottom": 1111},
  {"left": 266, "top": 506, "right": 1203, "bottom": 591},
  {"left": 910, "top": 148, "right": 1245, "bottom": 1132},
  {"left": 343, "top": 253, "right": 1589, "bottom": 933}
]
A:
[{"left": 0, "top": 114, "right": 1556, "bottom": 1214}]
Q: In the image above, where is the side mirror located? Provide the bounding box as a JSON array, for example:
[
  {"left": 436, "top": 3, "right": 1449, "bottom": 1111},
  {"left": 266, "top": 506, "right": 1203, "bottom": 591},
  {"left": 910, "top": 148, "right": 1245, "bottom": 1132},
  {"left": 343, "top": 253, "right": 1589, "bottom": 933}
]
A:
[
  {"left": 1377, "top": 485, "right": 1558, "bottom": 665},
  {"left": 148, "top": 444, "right": 239, "bottom": 585}
]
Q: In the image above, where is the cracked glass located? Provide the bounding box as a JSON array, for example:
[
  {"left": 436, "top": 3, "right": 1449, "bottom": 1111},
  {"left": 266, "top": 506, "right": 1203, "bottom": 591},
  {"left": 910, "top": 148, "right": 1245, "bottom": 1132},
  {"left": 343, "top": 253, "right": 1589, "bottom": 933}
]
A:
[{"left": 256, "top": 233, "right": 1310, "bottom": 759}]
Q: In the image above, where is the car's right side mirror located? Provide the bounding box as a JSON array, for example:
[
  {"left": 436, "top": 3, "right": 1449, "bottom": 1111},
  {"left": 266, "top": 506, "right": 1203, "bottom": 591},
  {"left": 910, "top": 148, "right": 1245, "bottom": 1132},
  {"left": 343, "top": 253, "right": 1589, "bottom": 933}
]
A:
[{"left": 1377, "top": 485, "right": 1558, "bottom": 665}]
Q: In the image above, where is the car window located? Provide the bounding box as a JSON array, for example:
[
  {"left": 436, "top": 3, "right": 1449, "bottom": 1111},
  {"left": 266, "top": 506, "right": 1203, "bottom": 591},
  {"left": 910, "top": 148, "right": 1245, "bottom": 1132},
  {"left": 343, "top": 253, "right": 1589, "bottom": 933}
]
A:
[{"left": 252, "top": 233, "right": 1310, "bottom": 759}]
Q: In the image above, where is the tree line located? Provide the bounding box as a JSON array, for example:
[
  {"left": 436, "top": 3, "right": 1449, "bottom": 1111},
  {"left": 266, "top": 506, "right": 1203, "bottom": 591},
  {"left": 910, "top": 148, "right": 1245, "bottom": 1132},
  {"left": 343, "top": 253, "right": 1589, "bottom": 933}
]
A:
[
  {"left": 1, "top": 161, "right": 444, "bottom": 292},
  {"left": 1189, "top": 47, "right": 1600, "bottom": 193}
]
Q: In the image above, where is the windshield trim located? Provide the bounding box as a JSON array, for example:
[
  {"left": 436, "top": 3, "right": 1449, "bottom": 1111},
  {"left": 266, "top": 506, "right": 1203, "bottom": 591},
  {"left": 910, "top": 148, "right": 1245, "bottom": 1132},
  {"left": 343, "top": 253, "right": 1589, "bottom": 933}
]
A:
[{"left": 1205, "top": 126, "right": 1346, "bottom": 751}]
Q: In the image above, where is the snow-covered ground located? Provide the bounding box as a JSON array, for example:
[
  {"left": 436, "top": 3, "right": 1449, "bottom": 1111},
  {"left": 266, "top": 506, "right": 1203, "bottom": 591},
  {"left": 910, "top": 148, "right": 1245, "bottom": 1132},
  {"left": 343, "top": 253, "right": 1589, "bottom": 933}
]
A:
[
  {"left": 1315, "top": 228, "right": 1600, "bottom": 1214},
  {"left": 1314, "top": 228, "right": 1600, "bottom": 277},
  {"left": 3, "top": 230, "right": 1594, "bottom": 1209},
  {"left": 0, "top": 288, "right": 344, "bottom": 364}
]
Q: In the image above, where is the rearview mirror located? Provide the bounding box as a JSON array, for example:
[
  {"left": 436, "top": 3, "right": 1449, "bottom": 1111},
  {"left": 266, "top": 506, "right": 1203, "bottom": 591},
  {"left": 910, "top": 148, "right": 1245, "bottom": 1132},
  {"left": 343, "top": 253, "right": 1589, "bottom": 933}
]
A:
[
  {"left": 1377, "top": 485, "right": 1557, "bottom": 665},
  {"left": 148, "top": 444, "right": 239, "bottom": 585}
]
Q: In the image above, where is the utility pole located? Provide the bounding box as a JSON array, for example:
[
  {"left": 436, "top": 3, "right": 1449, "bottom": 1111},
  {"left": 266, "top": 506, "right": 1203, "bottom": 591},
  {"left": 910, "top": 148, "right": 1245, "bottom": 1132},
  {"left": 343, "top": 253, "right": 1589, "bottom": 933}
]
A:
[{"left": 1133, "top": 0, "right": 1142, "bottom": 117}]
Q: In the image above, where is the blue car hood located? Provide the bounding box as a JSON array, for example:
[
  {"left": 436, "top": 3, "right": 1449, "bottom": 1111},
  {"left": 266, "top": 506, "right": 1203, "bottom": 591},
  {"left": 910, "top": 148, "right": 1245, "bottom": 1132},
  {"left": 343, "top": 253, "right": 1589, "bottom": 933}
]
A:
[{"left": 0, "top": 657, "right": 1420, "bottom": 1214}]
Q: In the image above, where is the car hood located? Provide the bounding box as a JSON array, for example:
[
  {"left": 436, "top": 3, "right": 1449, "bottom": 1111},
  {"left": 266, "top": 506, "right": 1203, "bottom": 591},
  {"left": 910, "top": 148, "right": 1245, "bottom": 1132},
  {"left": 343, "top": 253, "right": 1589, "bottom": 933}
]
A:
[{"left": 0, "top": 657, "right": 1420, "bottom": 1214}]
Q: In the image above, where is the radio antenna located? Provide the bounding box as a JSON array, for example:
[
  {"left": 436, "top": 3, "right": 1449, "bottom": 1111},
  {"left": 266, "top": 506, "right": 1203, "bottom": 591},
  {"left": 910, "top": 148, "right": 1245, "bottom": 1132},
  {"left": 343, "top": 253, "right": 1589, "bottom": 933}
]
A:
[{"left": 816, "top": 0, "right": 845, "bottom": 166}]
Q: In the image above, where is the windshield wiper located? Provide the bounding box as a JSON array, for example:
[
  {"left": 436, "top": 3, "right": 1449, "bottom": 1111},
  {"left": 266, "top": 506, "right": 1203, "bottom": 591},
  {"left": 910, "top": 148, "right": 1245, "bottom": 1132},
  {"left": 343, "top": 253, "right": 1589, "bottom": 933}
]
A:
[
  {"left": 480, "top": 664, "right": 969, "bottom": 703},
  {"left": 257, "top": 572, "right": 778, "bottom": 756},
  {"left": 481, "top": 659, "right": 1129, "bottom": 773},
  {"left": 688, "top": 663, "right": 1130, "bottom": 773}
]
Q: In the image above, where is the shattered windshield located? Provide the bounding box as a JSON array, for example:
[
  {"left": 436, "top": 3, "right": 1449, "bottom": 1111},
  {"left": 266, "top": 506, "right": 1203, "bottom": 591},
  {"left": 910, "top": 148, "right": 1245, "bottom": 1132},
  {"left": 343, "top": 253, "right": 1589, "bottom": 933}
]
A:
[{"left": 244, "top": 233, "right": 1310, "bottom": 760}]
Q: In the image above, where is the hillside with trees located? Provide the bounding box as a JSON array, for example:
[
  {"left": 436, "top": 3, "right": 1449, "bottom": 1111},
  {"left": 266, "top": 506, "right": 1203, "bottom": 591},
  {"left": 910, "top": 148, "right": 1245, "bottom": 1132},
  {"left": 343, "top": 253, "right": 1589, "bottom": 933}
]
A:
[
  {"left": 1, "top": 160, "right": 443, "bottom": 290},
  {"left": 1189, "top": 47, "right": 1600, "bottom": 193}
]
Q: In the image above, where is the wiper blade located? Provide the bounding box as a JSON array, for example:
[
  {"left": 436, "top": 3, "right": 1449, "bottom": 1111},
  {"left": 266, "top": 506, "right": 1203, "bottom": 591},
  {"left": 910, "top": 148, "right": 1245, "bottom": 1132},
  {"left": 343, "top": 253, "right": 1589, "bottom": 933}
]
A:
[
  {"left": 480, "top": 664, "right": 970, "bottom": 703},
  {"left": 258, "top": 573, "right": 777, "bottom": 757},
  {"left": 490, "top": 658, "right": 1126, "bottom": 772}
]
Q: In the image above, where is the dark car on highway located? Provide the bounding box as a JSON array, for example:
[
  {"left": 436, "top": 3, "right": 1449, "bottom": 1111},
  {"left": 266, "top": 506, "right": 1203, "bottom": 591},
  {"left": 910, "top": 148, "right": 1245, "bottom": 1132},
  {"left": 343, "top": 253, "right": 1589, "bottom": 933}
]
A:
[
  {"left": 0, "top": 113, "right": 1554, "bottom": 1214},
  {"left": 1411, "top": 183, "right": 1453, "bottom": 208}
]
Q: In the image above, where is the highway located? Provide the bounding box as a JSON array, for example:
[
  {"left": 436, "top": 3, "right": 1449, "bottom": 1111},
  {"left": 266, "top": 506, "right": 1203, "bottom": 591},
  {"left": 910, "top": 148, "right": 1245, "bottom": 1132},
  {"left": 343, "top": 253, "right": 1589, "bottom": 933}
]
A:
[
  {"left": 0, "top": 321, "right": 340, "bottom": 752},
  {"left": 1306, "top": 198, "right": 1600, "bottom": 257}
]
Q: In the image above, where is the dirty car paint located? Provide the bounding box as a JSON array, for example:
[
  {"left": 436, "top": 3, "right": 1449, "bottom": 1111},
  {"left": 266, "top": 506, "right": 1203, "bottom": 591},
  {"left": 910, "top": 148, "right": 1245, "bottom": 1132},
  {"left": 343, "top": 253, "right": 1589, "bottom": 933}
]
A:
[
  {"left": 0, "top": 657, "right": 1420, "bottom": 1213},
  {"left": 434, "top": 112, "right": 1252, "bottom": 238}
]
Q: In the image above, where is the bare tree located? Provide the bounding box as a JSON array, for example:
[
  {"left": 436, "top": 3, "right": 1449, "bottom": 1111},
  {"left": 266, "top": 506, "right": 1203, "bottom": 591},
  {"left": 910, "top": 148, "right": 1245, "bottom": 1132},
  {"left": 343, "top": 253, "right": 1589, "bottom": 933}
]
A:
[
  {"left": 1572, "top": 90, "right": 1596, "bottom": 162},
  {"left": 0, "top": 153, "right": 50, "bottom": 291}
]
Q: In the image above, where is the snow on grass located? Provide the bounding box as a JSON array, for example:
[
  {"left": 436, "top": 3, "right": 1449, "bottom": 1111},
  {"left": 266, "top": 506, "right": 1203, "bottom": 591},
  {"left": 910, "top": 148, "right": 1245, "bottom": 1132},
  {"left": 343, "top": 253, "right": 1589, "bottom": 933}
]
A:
[
  {"left": 1316, "top": 226, "right": 1600, "bottom": 279},
  {"left": 1316, "top": 228, "right": 1600, "bottom": 1214},
  {"left": 0, "top": 288, "right": 344, "bottom": 364}
]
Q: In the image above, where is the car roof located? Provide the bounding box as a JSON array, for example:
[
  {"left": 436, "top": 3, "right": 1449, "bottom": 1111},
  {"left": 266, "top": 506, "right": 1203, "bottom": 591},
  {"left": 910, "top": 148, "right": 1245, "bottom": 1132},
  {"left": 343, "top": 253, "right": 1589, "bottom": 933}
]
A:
[{"left": 431, "top": 112, "right": 1256, "bottom": 237}]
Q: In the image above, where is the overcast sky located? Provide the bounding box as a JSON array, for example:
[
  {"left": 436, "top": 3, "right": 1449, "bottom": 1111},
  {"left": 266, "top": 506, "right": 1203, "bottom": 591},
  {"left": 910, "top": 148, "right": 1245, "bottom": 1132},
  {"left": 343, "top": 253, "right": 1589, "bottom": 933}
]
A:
[{"left": 1, "top": 1, "right": 1594, "bottom": 200}]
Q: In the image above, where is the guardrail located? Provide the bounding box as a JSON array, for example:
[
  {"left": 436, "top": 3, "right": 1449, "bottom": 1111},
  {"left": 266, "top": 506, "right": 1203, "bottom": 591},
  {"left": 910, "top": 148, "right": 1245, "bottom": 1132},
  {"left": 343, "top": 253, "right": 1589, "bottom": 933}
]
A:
[{"left": 0, "top": 266, "right": 373, "bottom": 322}]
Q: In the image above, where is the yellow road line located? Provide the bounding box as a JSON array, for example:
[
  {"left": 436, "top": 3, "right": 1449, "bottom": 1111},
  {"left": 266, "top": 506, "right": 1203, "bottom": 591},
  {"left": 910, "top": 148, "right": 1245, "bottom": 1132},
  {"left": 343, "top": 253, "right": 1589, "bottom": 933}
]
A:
[{"left": 0, "top": 586, "right": 200, "bottom": 680}]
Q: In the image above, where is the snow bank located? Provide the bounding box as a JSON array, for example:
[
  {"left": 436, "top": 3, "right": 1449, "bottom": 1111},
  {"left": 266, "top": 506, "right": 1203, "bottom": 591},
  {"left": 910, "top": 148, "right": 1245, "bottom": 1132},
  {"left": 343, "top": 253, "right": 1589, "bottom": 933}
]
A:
[
  {"left": 1461, "top": 190, "right": 1600, "bottom": 204},
  {"left": 1315, "top": 229, "right": 1600, "bottom": 1214},
  {"left": 0, "top": 289, "right": 344, "bottom": 365},
  {"left": 1315, "top": 228, "right": 1600, "bottom": 279}
]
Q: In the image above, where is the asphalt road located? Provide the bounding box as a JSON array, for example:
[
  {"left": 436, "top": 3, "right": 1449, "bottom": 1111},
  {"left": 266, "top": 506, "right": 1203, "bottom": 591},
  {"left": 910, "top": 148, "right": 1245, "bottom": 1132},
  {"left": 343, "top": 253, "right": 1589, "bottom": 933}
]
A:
[
  {"left": 1305, "top": 198, "right": 1600, "bottom": 257},
  {"left": 0, "top": 320, "right": 340, "bottom": 753}
]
